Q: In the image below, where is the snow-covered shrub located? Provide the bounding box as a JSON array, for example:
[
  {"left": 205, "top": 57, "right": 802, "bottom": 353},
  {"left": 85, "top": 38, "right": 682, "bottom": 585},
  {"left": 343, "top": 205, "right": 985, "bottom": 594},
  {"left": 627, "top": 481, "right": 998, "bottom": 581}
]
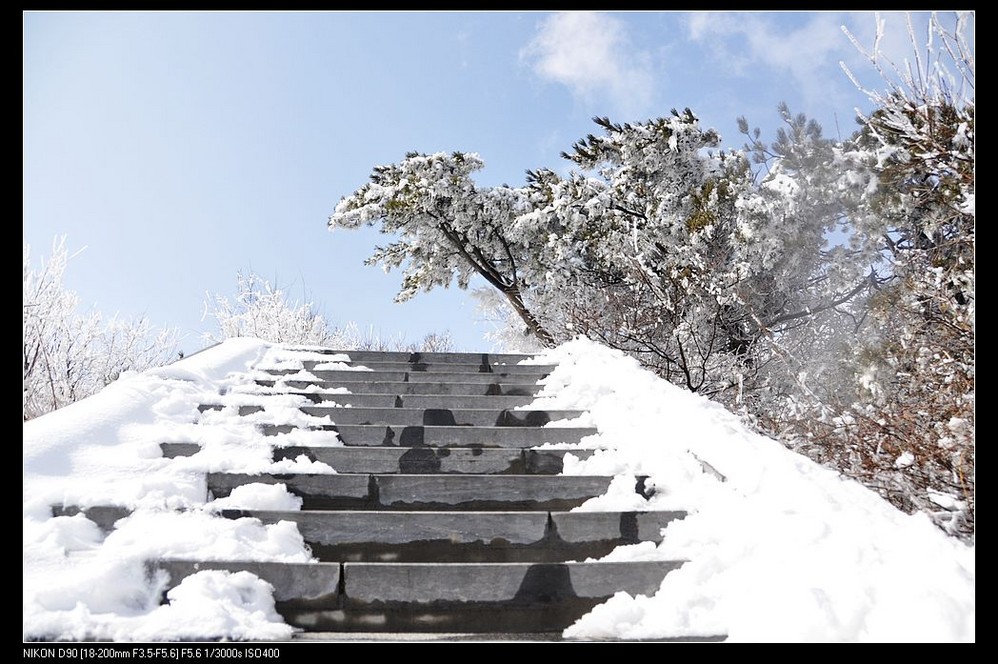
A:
[
  {"left": 203, "top": 271, "right": 334, "bottom": 346},
  {"left": 23, "top": 237, "right": 182, "bottom": 420},
  {"left": 203, "top": 271, "right": 454, "bottom": 352}
]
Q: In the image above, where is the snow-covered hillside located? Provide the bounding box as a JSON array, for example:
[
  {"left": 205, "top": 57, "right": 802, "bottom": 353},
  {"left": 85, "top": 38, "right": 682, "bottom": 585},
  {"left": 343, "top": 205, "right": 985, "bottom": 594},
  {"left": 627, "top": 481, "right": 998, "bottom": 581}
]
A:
[{"left": 23, "top": 338, "right": 974, "bottom": 642}]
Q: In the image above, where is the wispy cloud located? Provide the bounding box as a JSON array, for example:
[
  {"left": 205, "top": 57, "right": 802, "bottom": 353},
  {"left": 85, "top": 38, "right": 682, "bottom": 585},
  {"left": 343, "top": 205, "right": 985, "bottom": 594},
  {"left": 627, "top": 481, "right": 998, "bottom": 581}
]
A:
[
  {"left": 686, "top": 13, "right": 853, "bottom": 105},
  {"left": 520, "top": 12, "right": 655, "bottom": 119},
  {"left": 684, "top": 12, "right": 953, "bottom": 115}
]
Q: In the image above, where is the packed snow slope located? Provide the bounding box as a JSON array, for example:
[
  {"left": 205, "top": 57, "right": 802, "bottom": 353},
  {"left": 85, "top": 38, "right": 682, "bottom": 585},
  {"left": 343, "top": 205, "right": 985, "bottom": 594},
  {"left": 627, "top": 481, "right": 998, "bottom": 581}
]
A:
[{"left": 23, "top": 338, "right": 974, "bottom": 642}]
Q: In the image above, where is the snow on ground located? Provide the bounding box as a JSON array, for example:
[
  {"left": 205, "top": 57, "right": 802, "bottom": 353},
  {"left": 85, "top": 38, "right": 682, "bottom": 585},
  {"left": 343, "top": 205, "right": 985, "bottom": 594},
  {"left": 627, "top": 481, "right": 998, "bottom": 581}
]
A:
[
  {"left": 23, "top": 339, "right": 331, "bottom": 641},
  {"left": 522, "top": 339, "right": 975, "bottom": 642},
  {"left": 23, "top": 337, "right": 974, "bottom": 642}
]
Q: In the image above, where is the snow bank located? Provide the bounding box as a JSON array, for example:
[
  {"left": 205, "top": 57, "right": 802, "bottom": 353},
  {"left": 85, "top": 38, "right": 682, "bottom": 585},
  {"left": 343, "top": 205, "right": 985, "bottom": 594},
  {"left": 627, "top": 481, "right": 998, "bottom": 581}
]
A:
[
  {"left": 23, "top": 339, "right": 324, "bottom": 641},
  {"left": 25, "top": 567, "right": 294, "bottom": 642},
  {"left": 24, "top": 338, "right": 272, "bottom": 514},
  {"left": 526, "top": 338, "right": 974, "bottom": 642},
  {"left": 206, "top": 483, "right": 304, "bottom": 512},
  {"left": 129, "top": 570, "right": 294, "bottom": 641}
]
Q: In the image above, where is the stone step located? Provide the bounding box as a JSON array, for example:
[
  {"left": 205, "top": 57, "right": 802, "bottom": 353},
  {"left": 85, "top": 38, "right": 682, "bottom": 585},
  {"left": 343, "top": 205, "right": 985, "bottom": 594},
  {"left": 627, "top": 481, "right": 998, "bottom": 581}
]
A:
[
  {"left": 155, "top": 560, "right": 341, "bottom": 605},
  {"left": 161, "top": 442, "right": 203, "bottom": 458},
  {"left": 299, "top": 360, "right": 555, "bottom": 375},
  {"left": 147, "top": 351, "right": 718, "bottom": 639},
  {"left": 255, "top": 381, "right": 543, "bottom": 396},
  {"left": 162, "top": 443, "right": 592, "bottom": 474},
  {"left": 207, "top": 473, "right": 651, "bottom": 511},
  {"left": 290, "top": 632, "right": 567, "bottom": 642},
  {"left": 260, "top": 424, "right": 597, "bottom": 447},
  {"left": 201, "top": 405, "right": 582, "bottom": 426},
  {"left": 155, "top": 560, "right": 683, "bottom": 633},
  {"left": 52, "top": 504, "right": 131, "bottom": 532},
  {"left": 298, "top": 406, "right": 584, "bottom": 427},
  {"left": 268, "top": 370, "right": 550, "bottom": 384},
  {"left": 272, "top": 446, "right": 593, "bottom": 474},
  {"left": 304, "top": 351, "right": 539, "bottom": 365},
  {"left": 288, "top": 632, "right": 725, "bottom": 642},
  {"left": 220, "top": 510, "right": 685, "bottom": 563},
  {"left": 289, "top": 393, "right": 539, "bottom": 409}
]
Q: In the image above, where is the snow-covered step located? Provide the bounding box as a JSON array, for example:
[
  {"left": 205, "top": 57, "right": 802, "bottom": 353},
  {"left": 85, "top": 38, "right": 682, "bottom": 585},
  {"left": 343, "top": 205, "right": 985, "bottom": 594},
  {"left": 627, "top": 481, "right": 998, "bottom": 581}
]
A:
[
  {"left": 150, "top": 348, "right": 712, "bottom": 640},
  {"left": 200, "top": 405, "right": 583, "bottom": 426},
  {"left": 51, "top": 504, "right": 131, "bottom": 532},
  {"left": 341, "top": 559, "right": 682, "bottom": 607},
  {"left": 154, "top": 560, "right": 341, "bottom": 605},
  {"left": 269, "top": 370, "right": 550, "bottom": 384},
  {"left": 307, "top": 350, "right": 538, "bottom": 365},
  {"left": 153, "top": 560, "right": 684, "bottom": 634},
  {"left": 273, "top": 445, "right": 593, "bottom": 475},
  {"left": 222, "top": 510, "right": 685, "bottom": 563},
  {"left": 160, "top": 442, "right": 202, "bottom": 458},
  {"left": 260, "top": 424, "right": 597, "bottom": 447},
  {"left": 297, "top": 406, "right": 584, "bottom": 427},
  {"left": 290, "top": 393, "right": 540, "bottom": 409},
  {"left": 207, "top": 473, "right": 650, "bottom": 511},
  {"left": 162, "top": 442, "right": 592, "bottom": 474},
  {"left": 255, "top": 380, "right": 544, "bottom": 396},
  {"left": 298, "top": 360, "right": 556, "bottom": 374}
]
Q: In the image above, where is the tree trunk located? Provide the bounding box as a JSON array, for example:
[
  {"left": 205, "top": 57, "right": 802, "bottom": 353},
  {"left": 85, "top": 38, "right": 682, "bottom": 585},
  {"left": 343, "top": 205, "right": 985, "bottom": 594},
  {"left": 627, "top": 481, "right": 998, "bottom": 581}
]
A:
[{"left": 502, "top": 286, "right": 556, "bottom": 347}]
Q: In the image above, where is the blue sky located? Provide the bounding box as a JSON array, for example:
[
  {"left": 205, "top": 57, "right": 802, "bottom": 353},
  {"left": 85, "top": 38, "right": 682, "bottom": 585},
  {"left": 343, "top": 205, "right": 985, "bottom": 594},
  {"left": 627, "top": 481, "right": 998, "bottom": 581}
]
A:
[{"left": 23, "top": 11, "right": 956, "bottom": 353}]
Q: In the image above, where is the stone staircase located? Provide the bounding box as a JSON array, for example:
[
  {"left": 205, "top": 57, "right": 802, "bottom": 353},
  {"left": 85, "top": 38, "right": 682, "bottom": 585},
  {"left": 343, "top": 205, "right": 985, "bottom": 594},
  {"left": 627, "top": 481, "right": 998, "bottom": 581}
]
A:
[{"left": 155, "top": 349, "right": 691, "bottom": 640}]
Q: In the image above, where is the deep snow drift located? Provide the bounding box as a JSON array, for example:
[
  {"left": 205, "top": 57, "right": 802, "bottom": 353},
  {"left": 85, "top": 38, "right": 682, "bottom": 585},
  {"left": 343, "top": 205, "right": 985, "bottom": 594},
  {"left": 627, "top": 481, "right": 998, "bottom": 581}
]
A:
[
  {"left": 22, "top": 338, "right": 974, "bottom": 641},
  {"left": 527, "top": 339, "right": 974, "bottom": 641}
]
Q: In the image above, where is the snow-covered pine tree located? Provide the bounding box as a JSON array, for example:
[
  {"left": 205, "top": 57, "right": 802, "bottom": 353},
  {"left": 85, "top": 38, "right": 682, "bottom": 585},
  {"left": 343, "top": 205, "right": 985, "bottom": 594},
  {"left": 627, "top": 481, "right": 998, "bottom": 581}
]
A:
[
  {"left": 758, "top": 12, "right": 974, "bottom": 540},
  {"left": 828, "top": 12, "right": 974, "bottom": 537},
  {"left": 327, "top": 12, "right": 973, "bottom": 539},
  {"left": 328, "top": 152, "right": 554, "bottom": 346}
]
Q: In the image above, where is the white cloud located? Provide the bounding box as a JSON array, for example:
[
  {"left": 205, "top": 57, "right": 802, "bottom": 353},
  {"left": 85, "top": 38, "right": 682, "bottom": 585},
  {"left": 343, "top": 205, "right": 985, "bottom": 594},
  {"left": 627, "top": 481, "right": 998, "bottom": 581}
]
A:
[
  {"left": 683, "top": 12, "right": 965, "bottom": 113},
  {"left": 686, "top": 12, "right": 738, "bottom": 42},
  {"left": 521, "top": 12, "right": 655, "bottom": 119},
  {"left": 686, "top": 13, "right": 854, "bottom": 104}
]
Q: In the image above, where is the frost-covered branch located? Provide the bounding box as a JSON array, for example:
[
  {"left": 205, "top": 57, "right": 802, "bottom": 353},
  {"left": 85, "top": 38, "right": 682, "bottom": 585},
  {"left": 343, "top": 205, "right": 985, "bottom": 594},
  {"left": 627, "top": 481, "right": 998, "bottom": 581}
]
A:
[{"left": 23, "top": 238, "right": 182, "bottom": 420}]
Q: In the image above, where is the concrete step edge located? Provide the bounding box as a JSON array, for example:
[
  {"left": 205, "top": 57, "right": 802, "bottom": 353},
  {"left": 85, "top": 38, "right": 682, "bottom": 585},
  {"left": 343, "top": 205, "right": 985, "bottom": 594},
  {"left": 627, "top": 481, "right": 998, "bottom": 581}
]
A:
[
  {"left": 297, "top": 351, "right": 542, "bottom": 364},
  {"left": 227, "top": 509, "right": 686, "bottom": 549},
  {"left": 298, "top": 371, "right": 549, "bottom": 384},
  {"left": 153, "top": 559, "right": 686, "bottom": 604},
  {"left": 282, "top": 393, "right": 541, "bottom": 406},
  {"left": 298, "top": 361, "right": 557, "bottom": 373},
  {"left": 162, "top": 443, "right": 595, "bottom": 475},
  {"left": 297, "top": 407, "right": 585, "bottom": 427},
  {"left": 207, "top": 473, "right": 653, "bottom": 511},
  {"left": 290, "top": 632, "right": 725, "bottom": 642},
  {"left": 259, "top": 424, "right": 597, "bottom": 448},
  {"left": 254, "top": 381, "right": 545, "bottom": 396}
]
